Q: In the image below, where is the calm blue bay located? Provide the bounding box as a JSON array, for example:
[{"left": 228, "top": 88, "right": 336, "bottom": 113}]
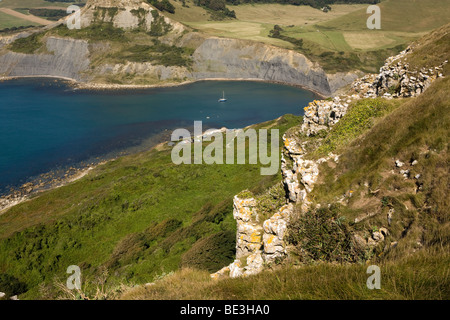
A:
[{"left": 0, "top": 78, "right": 318, "bottom": 193}]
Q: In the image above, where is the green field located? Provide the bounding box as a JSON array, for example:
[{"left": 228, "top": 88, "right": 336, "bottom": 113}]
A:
[
  {"left": 0, "top": 10, "right": 38, "bottom": 29},
  {"left": 0, "top": 0, "right": 77, "bottom": 29},
  {"left": 0, "top": 0, "right": 73, "bottom": 9},
  {"left": 1, "top": 17, "right": 449, "bottom": 299},
  {"left": 176, "top": 2, "right": 368, "bottom": 48},
  {"left": 319, "top": 0, "right": 450, "bottom": 33}
]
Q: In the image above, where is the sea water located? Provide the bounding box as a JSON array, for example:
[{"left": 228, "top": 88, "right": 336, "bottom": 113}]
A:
[{"left": 0, "top": 78, "right": 318, "bottom": 193}]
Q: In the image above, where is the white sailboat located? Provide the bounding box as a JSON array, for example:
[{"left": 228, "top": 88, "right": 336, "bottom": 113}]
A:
[{"left": 218, "top": 91, "right": 227, "bottom": 102}]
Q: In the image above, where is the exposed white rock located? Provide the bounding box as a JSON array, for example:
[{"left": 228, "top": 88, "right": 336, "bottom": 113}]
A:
[
  {"left": 78, "top": 0, "right": 185, "bottom": 33},
  {"left": 229, "top": 260, "right": 244, "bottom": 278},
  {"left": 351, "top": 48, "right": 446, "bottom": 99},
  {"left": 210, "top": 265, "right": 230, "bottom": 280},
  {"left": 262, "top": 204, "right": 292, "bottom": 263},
  {"left": 244, "top": 251, "right": 264, "bottom": 276},
  {"left": 372, "top": 231, "right": 384, "bottom": 242},
  {"left": 395, "top": 160, "right": 405, "bottom": 167},
  {"left": 301, "top": 99, "right": 347, "bottom": 136},
  {"left": 296, "top": 158, "right": 319, "bottom": 193},
  {"left": 233, "top": 196, "right": 263, "bottom": 259},
  {"left": 353, "top": 234, "right": 367, "bottom": 248}
]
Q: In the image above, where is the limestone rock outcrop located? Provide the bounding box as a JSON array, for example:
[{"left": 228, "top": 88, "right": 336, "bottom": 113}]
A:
[
  {"left": 213, "top": 41, "right": 447, "bottom": 280},
  {"left": 211, "top": 196, "right": 293, "bottom": 279},
  {"left": 352, "top": 48, "right": 447, "bottom": 99},
  {"left": 262, "top": 204, "right": 292, "bottom": 263},
  {"left": 233, "top": 196, "right": 263, "bottom": 258},
  {"left": 301, "top": 97, "right": 350, "bottom": 136},
  {"left": 300, "top": 47, "right": 447, "bottom": 138},
  {"left": 211, "top": 195, "right": 264, "bottom": 279}
]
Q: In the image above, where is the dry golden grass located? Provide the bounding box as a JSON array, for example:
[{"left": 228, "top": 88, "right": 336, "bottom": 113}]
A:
[
  {"left": 342, "top": 31, "right": 423, "bottom": 50},
  {"left": 121, "top": 268, "right": 213, "bottom": 300},
  {"left": 184, "top": 20, "right": 294, "bottom": 48},
  {"left": 231, "top": 3, "right": 367, "bottom": 26},
  {"left": 164, "top": 0, "right": 210, "bottom": 23},
  {"left": 121, "top": 247, "right": 449, "bottom": 300},
  {"left": 0, "top": 0, "right": 68, "bottom": 9}
]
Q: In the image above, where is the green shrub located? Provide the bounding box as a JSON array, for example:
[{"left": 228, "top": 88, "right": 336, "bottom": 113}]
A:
[
  {"left": 106, "top": 218, "right": 183, "bottom": 269},
  {"left": 52, "top": 23, "right": 126, "bottom": 42},
  {"left": 29, "top": 8, "right": 67, "bottom": 21},
  {"left": 317, "top": 98, "right": 399, "bottom": 155},
  {"left": 255, "top": 182, "right": 286, "bottom": 220},
  {"left": 119, "top": 43, "right": 194, "bottom": 67},
  {"left": 237, "top": 189, "right": 254, "bottom": 199},
  {"left": 149, "top": 10, "right": 173, "bottom": 36},
  {"left": 9, "top": 32, "right": 44, "bottom": 54},
  {"left": 287, "top": 205, "right": 364, "bottom": 263},
  {"left": 0, "top": 114, "right": 300, "bottom": 299},
  {"left": 180, "top": 230, "right": 236, "bottom": 272},
  {"left": 148, "top": 0, "right": 176, "bottom": 14},
  {"left": 0, "top": 274, "right": 28, "bottom": 298}
]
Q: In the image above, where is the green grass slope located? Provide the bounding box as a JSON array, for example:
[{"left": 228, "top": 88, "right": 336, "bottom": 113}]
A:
[
  {"left": 0, "top": 114, "right": 299, "bottom": 299},
  {"left": 123, "top": 246, "right": 449, "bottom": 300},
  {"left": 121, "top": 24, "right": 450, "bottom": 300},
  {"left": 121, "top": 72, "right": 450, "bottom": 302}
]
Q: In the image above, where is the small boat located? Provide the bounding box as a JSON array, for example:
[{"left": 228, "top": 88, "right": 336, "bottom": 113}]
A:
[{"left": 218, "top": 91, "right": 227, "bottom": 102}]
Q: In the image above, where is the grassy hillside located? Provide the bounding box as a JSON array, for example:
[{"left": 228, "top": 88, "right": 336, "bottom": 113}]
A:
[
  {"left": 176, "top": 3, "right": 368, "bottom": 49},
  {"left": 5, "top": 1, "right": 449, "bottom": 77},
  {"left": 0, "top": 0, "right": 74, "bottom": 9},
  {"left": 121, "top": 24, "right": 450, "bottom": 300},
  {"left": 121, "top": 72, "right": 450, "bottom": 302},
  {"left": 0, "top": 11, "right": 39, "bottom": 29},
  {"left": 0, "top": 0, "right": 73, "bottom": 30},
  {"left": 1, "top": 3, "right": 448, "bottom": 301},
  {"left": 123, "top": 247, "right": 449, "bottom": 300},
  {"left": 0, "top": 114, "right": 300, "bottom": 299},
  {"left": 318, "top": 0, "right": 450, "bottom": 33}
]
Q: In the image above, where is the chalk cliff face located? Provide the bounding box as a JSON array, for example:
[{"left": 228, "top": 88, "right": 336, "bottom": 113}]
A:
[
  {"left": 0, "top": 37, "right": 90, "bottom": 81},
  {"left": 190, "top": 37, "right": 356, "bottom": 96},
  {"left": 89, "top": 34, "right": 359, "bottom": 95},
  {"left": 78, "top": 0, "right": 185, "bottom": 33}
]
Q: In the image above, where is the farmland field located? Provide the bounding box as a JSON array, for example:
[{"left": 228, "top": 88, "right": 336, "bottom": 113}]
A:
[
  {"left": 0, "top": 10, "right": 39, "bottom": 29},
  {"left": 0, "top": 0, "right": 75, "bottom": 29},
  {"left": 0, "top": 0, "right": 71, "bottom": 9}
]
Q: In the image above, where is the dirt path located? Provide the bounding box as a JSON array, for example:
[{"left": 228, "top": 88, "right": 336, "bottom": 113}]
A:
[{"left": 0, "top": 8, "right": 53, "bottom": 25}]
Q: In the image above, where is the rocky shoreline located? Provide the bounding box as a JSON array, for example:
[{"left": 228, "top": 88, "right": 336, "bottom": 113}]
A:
[
  {"left": 1, "top": 75, "right": 328, "bottom": 99},
  {"left": 0, "top": 163, "right": 96, "bottom": 214},
  {"left": 0, "top": 122, "right": 174, "bottom": 214}
]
